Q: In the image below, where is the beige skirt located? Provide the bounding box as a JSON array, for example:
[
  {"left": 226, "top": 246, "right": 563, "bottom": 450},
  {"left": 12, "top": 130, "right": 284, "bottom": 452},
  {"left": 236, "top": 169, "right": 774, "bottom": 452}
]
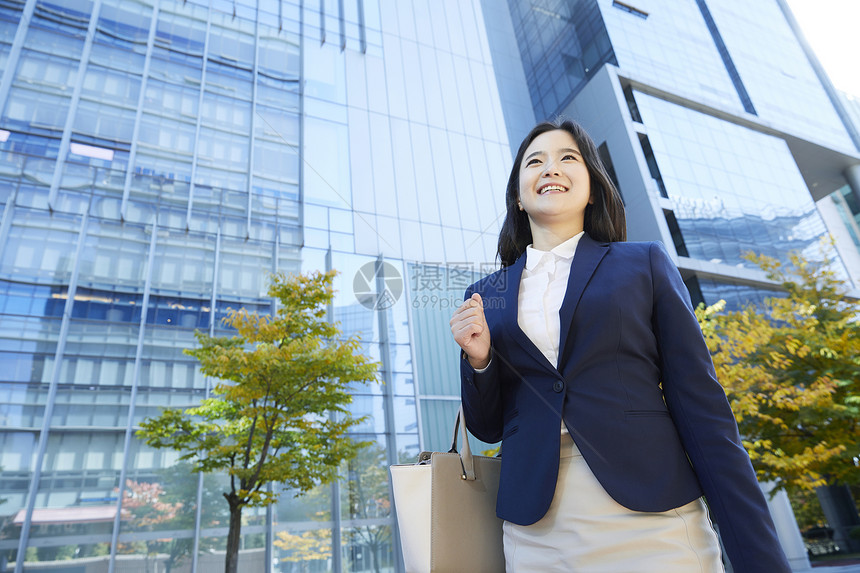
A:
[{"left": 503, "top": 432, "right": 725, "bottom": 572}]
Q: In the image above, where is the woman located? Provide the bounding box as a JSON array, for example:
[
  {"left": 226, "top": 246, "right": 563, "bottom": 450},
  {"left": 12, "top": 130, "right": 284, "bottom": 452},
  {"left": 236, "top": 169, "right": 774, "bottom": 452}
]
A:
[{"left": 449, "top": 119, "right": 790, "bottom": 572}]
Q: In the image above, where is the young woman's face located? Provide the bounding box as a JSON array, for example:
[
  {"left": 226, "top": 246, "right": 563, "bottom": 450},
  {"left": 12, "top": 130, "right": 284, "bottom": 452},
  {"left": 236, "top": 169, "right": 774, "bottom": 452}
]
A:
[{"left": 517, "top": 129, "right": 592, "bottom": 235}]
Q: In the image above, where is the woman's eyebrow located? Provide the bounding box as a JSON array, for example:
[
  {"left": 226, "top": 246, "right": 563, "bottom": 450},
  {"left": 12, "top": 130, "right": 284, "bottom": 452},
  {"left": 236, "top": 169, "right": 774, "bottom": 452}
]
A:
[
  {"left": 524, "top": 147, "right": 582, "bottom": 162},
  {"left": 559, "top": 147, "right": 582, "bottom": 156}
]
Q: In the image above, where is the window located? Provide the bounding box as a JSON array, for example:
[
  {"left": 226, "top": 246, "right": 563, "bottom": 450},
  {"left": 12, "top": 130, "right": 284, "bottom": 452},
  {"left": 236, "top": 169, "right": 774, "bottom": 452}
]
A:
[
  {"left": 683, "top": 276, "right": 705, "bottom": 309},
  {"left": 598, "top": 142, "right": 623, "bottom": 202},
  {"left": 638, "top": 133, "right": 667, "bottom": 198},
  {"left": 663, "top": 209, "right": 689, "bottom": 257},
  {"left": 623, "top": 85, "right": 642, "bottom": 123},
  {"left": 612, "top": 1, "right": 649, "bottom": 19}
]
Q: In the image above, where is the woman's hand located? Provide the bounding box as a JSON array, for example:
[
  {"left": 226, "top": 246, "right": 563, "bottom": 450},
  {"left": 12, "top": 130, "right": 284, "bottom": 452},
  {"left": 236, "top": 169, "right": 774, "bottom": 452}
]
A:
[{"left": 450, "top": 293, "right": 492, "bottom": 370}]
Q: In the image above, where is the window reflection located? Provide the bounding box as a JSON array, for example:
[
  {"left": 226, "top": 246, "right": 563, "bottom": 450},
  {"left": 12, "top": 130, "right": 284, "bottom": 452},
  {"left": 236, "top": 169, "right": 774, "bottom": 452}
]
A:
[
  {"left": 507, "top": 0, "right": 618, "bottom": 119},
  {"left": 0, "top": 0, "right": 499, "bottom": 568},
  {"left": 634, "top": 91, "right": 845, "bottom": 276},
  {"left": 393, "top": 396, "right": 418, "bottom": 433},
  {"left": 601, "top": 0, "right": 739, "bottom": 110},
  {"left": 274, "top": 526, "right": 334, "bottom": 572},
  {"left": 341, "top": 439, "right": 395, "bottom": 573},
  {"left": 696, "top": 277, "right": 784, "bottom": 312},
  {"left": 706, "top": 0, "right": 854, "bottom": 147}
]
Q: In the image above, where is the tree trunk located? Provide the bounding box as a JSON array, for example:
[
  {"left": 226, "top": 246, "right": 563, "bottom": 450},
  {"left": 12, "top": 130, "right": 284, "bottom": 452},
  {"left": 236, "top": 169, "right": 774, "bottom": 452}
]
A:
[
  {"left": 224, "top": 500, "right": 243, "bottom": 573},
  {"left": 371, "top": 543, "right": 380, "bottom": 573}
]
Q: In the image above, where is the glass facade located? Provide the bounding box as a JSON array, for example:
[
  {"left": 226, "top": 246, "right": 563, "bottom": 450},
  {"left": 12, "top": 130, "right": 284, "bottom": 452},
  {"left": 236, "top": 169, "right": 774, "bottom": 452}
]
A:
[
  {"left": 2, "top": 0, "right": 859, "bottom": 570},
  {"left": 634, "top": 91, "right": 841, "bottom": 272},
  {"left": 599, "top": 0, "right": 742, "bottom": 111},
  {"left": 706, "top": 0, "right": 854, "bottom": 149},
  {"left": 575, "top": 0, "right": 859, "bottom": 301},
  {"left": 506, "top": 0, "right": 617, "bottom": 121},
  {"left": 831, "top": 185, "right": 860, "bottom": 248},
  {"left": 0, "top": 0, "right": 302, "bottom": 569},
  {"left": 0, "top": 0, "right": 509, "bottom": 571}
]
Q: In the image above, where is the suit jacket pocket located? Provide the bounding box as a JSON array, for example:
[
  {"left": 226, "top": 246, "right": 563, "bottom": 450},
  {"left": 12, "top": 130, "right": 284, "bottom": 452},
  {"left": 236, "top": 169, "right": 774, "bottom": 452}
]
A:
[{"left": 624, "top": 410, "right": 670, "bottom": 417}]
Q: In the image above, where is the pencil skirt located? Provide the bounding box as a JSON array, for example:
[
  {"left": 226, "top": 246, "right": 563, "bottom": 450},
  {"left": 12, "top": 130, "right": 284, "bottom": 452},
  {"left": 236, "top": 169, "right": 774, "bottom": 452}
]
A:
[{"left": 503, "top": 432, "right": 725, "bottom": 573}]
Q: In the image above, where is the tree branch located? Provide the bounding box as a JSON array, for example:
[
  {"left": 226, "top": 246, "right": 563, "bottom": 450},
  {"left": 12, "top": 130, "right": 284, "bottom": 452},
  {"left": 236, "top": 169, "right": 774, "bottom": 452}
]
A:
[{"left": 243, "top": 405, "right": 259, "bottom": 471}]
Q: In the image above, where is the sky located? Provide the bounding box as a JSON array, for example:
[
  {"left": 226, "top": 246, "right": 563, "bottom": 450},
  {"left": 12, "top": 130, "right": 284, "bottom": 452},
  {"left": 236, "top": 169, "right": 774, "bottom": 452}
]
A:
[{"left": 784, "top": 0, "right": 860, "bottom": 98}]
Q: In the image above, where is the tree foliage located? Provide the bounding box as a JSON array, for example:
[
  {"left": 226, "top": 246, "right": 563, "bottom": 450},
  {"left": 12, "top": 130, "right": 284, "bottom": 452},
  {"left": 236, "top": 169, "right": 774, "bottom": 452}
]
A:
[
  {"left": 274, "top": 528, "right": 332, "bottom": 570},
  {"left": 137, "top": 270, "right": 379, "bottom": 573},
  {"left": 121, "top": 480, "right": 183, "bottom": 528},
  {"left": 117, "top": 480, "right": 183, "bottom": 572},
  {"left": 696, "top": 249, "right": 860, "bottom": 493}
]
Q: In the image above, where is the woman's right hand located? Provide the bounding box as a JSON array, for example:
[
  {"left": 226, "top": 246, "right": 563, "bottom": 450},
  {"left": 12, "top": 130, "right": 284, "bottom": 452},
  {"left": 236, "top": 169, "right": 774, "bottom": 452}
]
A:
[{"left": 450, "top": 293, "right": 492, "bottom": 370}]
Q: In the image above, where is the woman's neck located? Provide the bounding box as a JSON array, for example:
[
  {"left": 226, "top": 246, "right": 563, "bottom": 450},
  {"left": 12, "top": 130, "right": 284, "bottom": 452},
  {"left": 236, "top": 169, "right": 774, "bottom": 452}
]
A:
[{"left": 530, "top": 225, "right": 584, "bottom": 251}]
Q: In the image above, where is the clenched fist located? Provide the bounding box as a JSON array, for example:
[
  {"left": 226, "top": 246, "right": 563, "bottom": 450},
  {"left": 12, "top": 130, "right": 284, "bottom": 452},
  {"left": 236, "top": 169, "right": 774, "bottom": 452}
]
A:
[{"left": 450, "top": 293, "right": 491, "bottom": 370}]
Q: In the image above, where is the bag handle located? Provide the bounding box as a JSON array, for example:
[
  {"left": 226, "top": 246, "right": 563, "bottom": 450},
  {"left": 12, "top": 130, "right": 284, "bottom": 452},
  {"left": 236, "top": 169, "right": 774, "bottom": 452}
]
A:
[{"left": 449, "top": 406, "right": 476, "bottom": 481}]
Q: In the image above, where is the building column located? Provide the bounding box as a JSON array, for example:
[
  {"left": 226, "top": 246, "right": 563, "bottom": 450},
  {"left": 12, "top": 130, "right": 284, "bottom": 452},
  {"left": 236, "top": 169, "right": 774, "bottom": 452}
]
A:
[
  {"left": 107, "top": 223, "right": 159, "bottom": 573},
  {"left": 761, "top": 482, "right": 811, "bottom": 571},
  {"left": 817, "top": 485, "right": 860, "bottom": 554},
  {"left": 120, "top": 0, "right": 161, "bottom": 221},
  {"left": 47, "top": 0, "right": 104, "bottom": 210}
]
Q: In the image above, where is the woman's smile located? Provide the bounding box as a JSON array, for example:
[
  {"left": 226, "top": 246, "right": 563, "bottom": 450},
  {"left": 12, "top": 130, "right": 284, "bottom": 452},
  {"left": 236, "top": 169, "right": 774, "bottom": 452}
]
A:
[{"left": 537, "top": 183, "right": 568, "bottom": 194}]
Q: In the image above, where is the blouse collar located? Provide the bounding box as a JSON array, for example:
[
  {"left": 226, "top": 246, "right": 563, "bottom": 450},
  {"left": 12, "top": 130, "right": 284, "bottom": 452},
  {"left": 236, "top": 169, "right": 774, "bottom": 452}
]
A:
[{"left": 524, "top": 231, "right": 585, "bottom": 271}]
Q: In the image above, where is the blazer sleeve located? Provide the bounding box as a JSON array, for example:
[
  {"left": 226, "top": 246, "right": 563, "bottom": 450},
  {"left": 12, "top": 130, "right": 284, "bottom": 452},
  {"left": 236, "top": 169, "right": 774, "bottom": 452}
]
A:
[
  {"left": 459, "top": 284, "right": 503, "bottom": 444},
  {"left": 648, "top": 242, "right": 790, "bottom": 573}
]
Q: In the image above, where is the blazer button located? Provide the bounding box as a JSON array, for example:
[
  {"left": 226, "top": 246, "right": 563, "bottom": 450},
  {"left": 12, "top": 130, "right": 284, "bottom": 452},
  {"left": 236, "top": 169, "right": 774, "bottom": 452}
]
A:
[{"left": 552, "top": 380, "right": 564, "bottom": 393}]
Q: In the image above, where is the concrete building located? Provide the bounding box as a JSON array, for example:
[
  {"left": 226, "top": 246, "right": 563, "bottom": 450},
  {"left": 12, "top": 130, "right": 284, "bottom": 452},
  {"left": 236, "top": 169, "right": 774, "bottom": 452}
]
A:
[{"left": 0, "top": 0, "right": 858, "bottom": 571}]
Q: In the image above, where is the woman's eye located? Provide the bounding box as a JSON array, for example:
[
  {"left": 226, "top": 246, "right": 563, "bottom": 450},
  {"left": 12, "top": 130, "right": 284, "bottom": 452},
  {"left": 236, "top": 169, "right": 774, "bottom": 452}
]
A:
[
  {"left": 526, "top": 158, "right": 541, "bottom": 166},
  {"left": 563, "top": 154, "right": 577, "bottom": 161}
]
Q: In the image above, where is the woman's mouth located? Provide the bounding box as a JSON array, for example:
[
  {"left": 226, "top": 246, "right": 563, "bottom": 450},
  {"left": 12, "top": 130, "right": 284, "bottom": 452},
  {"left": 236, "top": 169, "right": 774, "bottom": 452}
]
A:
[{"left": 538, "top": 184, "right": 567, "bottom": 195}]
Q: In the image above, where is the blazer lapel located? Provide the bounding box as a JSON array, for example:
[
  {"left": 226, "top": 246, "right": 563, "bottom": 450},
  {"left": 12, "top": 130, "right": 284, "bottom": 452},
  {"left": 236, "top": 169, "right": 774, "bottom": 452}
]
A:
[
  {"left": 558, "top": 234, "right": 609, "bottom": 363},
  {"left": 499, "top": 252, "right": 558, "bottom": 376}
]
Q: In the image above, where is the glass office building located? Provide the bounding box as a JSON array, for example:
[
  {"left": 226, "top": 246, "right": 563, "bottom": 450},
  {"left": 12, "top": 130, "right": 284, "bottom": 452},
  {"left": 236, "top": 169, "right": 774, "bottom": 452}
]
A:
[
  {"left": 1, "top": 0, "right": 859, "bottom": 571},
  {"left": 492, "top": 0, "right": 860, "bottom": 569},
  {"left": 0, "top": 0, "right": 512, "bottom": 571},
  {"left": 496, "top": 0, "right": 860, "bottom": 307}
]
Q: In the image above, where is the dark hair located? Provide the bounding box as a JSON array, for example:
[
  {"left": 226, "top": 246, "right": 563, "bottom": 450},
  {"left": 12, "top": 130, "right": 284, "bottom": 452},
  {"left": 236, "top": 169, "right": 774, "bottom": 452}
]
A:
[{"left": 496, "top": 119, "right": 627, "bottom": 267}]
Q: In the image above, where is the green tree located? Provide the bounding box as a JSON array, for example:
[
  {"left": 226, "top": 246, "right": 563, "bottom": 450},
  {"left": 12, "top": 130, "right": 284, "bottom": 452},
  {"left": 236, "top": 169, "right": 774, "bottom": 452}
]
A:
[
  {"left": 696, "top": 250, "right": 860, "bottom": 491},
  {"left": 697, "top": 248, "right": 860, "bottom": 553},
  {"left": 138, "top": 270, "right": 379, "bottom": 573}
]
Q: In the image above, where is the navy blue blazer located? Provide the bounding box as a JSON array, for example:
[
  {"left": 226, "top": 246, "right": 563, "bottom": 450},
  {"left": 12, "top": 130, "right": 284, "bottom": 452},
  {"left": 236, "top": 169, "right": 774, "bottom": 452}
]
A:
[{"left": 460, "top": 234, "right": 790, "bottom": 573}]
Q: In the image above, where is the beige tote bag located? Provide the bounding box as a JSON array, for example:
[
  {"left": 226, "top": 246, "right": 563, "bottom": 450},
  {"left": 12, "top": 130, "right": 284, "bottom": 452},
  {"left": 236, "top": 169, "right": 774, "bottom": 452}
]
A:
[{"left": 389, "top": 406, "right": 504, "bottom": 573}]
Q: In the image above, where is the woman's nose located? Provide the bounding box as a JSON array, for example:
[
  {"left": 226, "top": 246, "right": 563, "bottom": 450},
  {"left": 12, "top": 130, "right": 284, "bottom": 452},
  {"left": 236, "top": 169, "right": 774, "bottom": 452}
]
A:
[{"left": 542, "top": 162, "right": 560, "bottom": 176}]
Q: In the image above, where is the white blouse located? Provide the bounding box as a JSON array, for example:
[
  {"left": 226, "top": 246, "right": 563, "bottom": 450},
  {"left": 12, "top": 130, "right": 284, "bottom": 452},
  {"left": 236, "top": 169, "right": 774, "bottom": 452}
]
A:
[
  {"left": 473, "top": 231, "right": 584, "bottom": 435},
  {"left": 518, "top": 231, "right": 584, "bottom": 369},
  {"left": 519, "top": 232, "right": 583, "bottom": 434}
]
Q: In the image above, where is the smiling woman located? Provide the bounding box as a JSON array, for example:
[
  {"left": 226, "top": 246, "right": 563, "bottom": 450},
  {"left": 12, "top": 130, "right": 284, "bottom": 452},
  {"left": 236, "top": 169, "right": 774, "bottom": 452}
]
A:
[
  {"left": 497, "top": 119, "right": 625, "bottom": 268},
  {"left": 448, "top": 120, "right": 792, "bottom": 572},
  {"left": 516, "top": 129, "right": 594, "bottom": 250}
]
